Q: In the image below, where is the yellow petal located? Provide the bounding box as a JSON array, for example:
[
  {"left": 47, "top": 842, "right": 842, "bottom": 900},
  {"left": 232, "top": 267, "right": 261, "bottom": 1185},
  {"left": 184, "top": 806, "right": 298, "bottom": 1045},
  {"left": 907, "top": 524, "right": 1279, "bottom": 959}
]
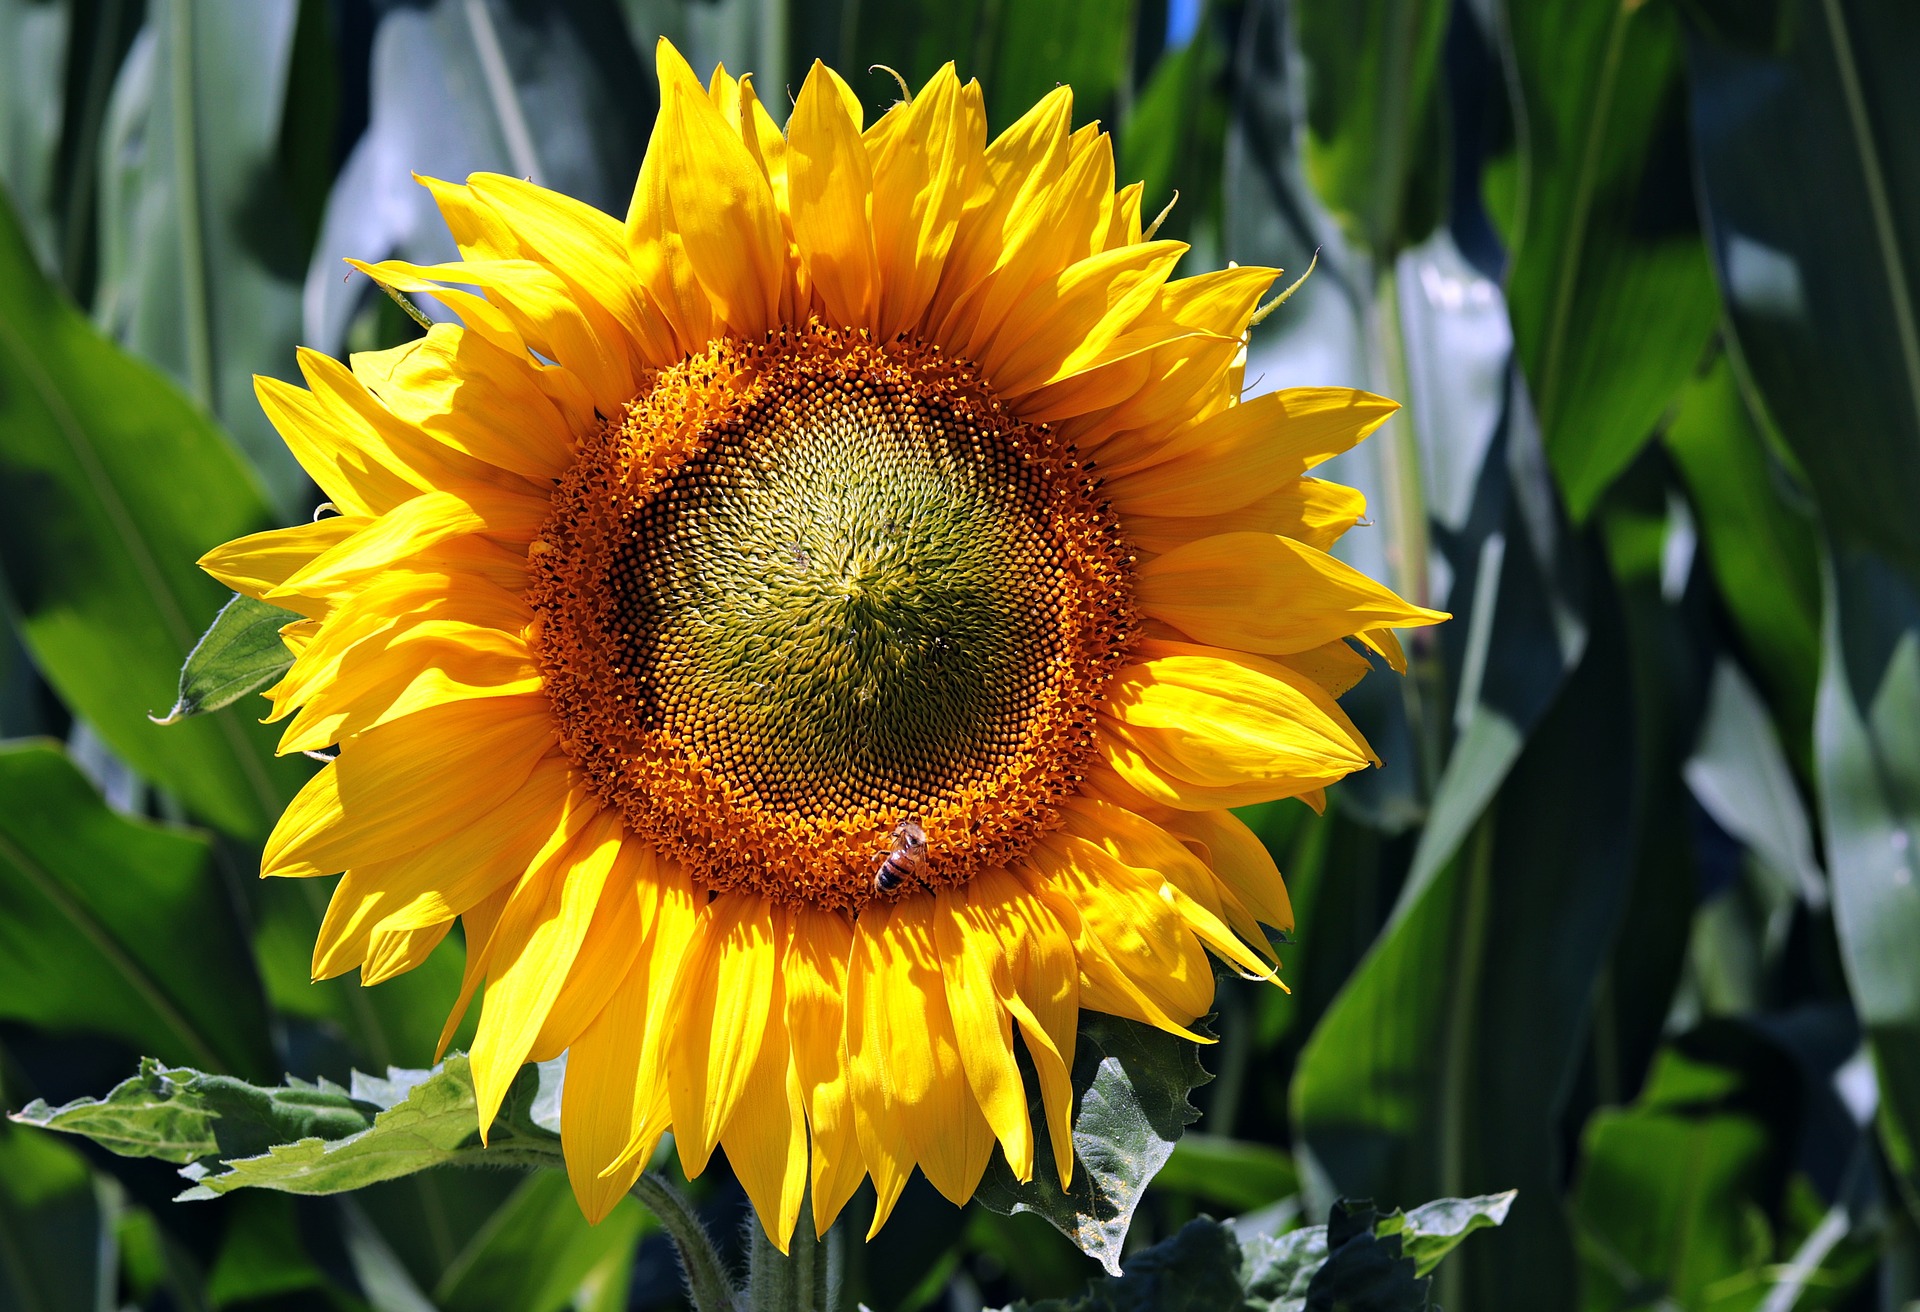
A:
[
  {"left": 787, "top": 61, "right": 880, "bottom": 328},
  {"left": 561, "top": 871, "right": 699, "bottom": 1223},
  {"left": 360, "top": 920, "right": 450, "bottom": 987},
  {"left": 657, "top": 80, "right": 790, "bottom": 338},
  {"left": 1025, "top": 836, "right": 1216, "bottom": 1037},
  {"left": 719, "top": 974, "right": 809, "bottom": 1255},
  {"left": 852, "top": 900, "right": 996, "bottom": 1213},
  {"left": 367, "top": 757, "right": 583, "bottom": 933},
  {"left": 932, "top": 884, "right": 1033, "bottom": 1183},
  {"left": 463, "top": 172, "right": 681, "bottom": 367},
  {"left": 198, "top": 517, "right": 368, "bottom": 617},
  {"left": 870, "top": 64, "right": 979, "bottom": 338},
  {"left": 1138, "top": 532, "right": 1446, "bottom": 655},
  {"left": 262, "top": 694, "right": 556, "bottom": 878},
  {"left": 1153, "top": 808, "right": 1294, "bottom": 935},
  {"left": 1121, "top": 477, "right": 1367, "bottom": 556},
  {"left": 469, "top": 808, "right": 625, "bottom": 1138},
  {"left": 350, "top": 324, "right": 576, "bottom": 482},
  {"left": 784, "top": 909, "right": 866, "bottom": 1236},
  {"left": 1097, "top": 645, "right": 1375, "bottom": 810},
  {"left": 1103, "top": 387, "right": 1398, "bottom": 514},
  {"left": 270, "top": 487, "right": 545, "bottom": 599},
  {"left": 979, "top": 241, "right": 1189, "bottom": 396},
  {"left": 666, "top": 894, "right": 784, "bottom": 1178}
]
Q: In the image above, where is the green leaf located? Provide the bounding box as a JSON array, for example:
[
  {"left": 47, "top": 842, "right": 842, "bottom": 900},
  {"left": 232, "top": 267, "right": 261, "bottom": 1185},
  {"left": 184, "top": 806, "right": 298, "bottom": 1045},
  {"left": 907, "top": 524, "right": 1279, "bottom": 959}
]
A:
[
  {"left": 12, "top": 1054, "right": 565, "bottom": 1200},
  {"left": 1570, "top": 1040, "right": 1778, "bottom": 1310},
  {"left": 1686, "top": 0, "right": 1920, "bottom": 584},
  {"left": 973, "top": 1012, "right": 1211, "bottom": 1276},
  {"left": 1295, "top": 0, "right": 1449, "bottom": 257},
  {"left": 1663, "top": 355, "right": 1822, "bottom": 753},
  {"left": 0, "top": 742, "right": 272, "bottom": 1076},
  {"left": 155, "top": 592, "right": 298, "bottom": 722},
  {"left": 1815, "top": 543, "right": 1920, "bottom": 1216},
  {"left": 1684, "top": 658, "right": 1825, "bottom": 908},
  {"left": 1378, "top": 1191, "right": 1517, "bottom": 1278},
  {"left": 1292, "top": 530, "right": 1635, "bottom": 1308},
  {"left": 999, "top": 1194, "right": 1511, "bottom": 1312},
  {"left": 0, "top": 185, "right": 306, "bottom": 839},
  {"left": 1496, "top": 0, "right": 1720, "bottom": 518},
  {"left": 0, "top": 1119, "right": 114, "bottom": 1312},
  {"left": 92, "top": 0, "right": 318, "bottom": 513}
]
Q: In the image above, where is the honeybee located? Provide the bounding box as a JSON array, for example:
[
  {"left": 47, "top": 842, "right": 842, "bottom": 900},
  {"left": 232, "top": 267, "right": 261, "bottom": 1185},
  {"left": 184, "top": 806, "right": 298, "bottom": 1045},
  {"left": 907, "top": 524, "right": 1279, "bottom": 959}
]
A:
[{"left": 871, "top": 819, "right": 928, "bottom": 894}]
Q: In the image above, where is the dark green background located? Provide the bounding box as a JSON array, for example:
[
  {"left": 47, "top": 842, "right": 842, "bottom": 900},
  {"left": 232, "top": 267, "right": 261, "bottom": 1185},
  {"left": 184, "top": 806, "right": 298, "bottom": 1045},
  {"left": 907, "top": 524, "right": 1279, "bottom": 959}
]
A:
[{"left": 0, "top": 0, "right": 1914, "bottom": 1307}]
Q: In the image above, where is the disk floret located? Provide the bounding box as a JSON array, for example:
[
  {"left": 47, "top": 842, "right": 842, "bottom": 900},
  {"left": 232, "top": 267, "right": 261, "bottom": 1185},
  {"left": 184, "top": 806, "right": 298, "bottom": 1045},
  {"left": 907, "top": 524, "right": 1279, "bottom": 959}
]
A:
[{"left": 529, "top": 322, "right": 1137, "bottom": 910}]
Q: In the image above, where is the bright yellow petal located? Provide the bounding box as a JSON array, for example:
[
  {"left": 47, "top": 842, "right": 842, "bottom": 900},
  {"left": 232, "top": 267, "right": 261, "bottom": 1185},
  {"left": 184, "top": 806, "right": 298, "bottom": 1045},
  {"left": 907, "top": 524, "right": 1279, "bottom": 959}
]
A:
[
  {"left": 784, "top": 909, "right": 865, "bottom": 1236},
  {"left": 787, "top": 61, "right": 880, "bottom": 328},
  {"left": 869, "top": 64, "right": 979, "bottom": 338},
  {"left": 350, "top": 323, "right": 576, "bottom": 482},
  {"left": 1120, "top": 476, "right": 1367, "bottom": 556},
  {"left": 469, "top": 808, "right": 625, "bottom": 1138},
  {"left": 656, "top": 79, "right": 790, "bottom": 338},
  {"left": 1025, "top": 835, "right": 1216, "bottom": 1037},
  {"left": 719, "top": 973, "right": 809, "bottom": 1255},
  {"left": 262, "top": 694, "right": 556, "bottom": 879},
  {"left": 198, "top": 517, "right": 368, "bottom": 617},
  {"left": 932, "top": 884, "right": 1033, "bottom": 1183},
  {"left": 463, "top": 172, "right": 681, "bottom": 367},
  {"left": 849, "top": 900, "right": 995, "bottom": 1214},
  {"left": 1102, "top": 387, "right": 1398, "bottom": 514},
  {"left": 666, "top": 894, "right": 784, "bottom": 1178},
  {"left": 561, "top": 868, "right": 700, "bottom": 1223},
  {"left": 1138, "top": 531, "right": 1446, "bottom": 656},
  {"left": 1096, "top": 644, "right": 1376, "bottom": 811}
]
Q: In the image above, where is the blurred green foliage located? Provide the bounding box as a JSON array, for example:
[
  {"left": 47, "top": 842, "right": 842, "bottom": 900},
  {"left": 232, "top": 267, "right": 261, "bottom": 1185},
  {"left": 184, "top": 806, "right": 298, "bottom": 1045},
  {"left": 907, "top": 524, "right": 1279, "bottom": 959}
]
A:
[{"left": 0, "top": 0, "right": 1915, "bottom": 1307}]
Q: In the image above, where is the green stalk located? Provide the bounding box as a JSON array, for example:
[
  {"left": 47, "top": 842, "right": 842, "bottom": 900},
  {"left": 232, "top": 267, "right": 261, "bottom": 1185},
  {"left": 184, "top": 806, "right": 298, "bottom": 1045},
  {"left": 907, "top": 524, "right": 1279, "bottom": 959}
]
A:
[
  {"left": 632, "top": 1172, "right": 739, "bottom": 1312},
  {"left": 747, "top": 1195, "right": 831, "bottom": 1312}
]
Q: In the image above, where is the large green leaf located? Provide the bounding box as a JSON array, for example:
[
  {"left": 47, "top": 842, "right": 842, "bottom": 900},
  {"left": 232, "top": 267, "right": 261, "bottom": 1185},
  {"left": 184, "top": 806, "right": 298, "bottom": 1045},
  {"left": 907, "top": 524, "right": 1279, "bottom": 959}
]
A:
[
  {"left": 303, "top": 0, "right": 648, "bottom": 358},
  {"left": 1295, "top": 0, "right": 1449, "bottom": 259},
  {"left": 12, "top": 1054, "right": 565, "bottom": 1196},
  {"left": 1815, "top": 544, "right": 1920, "bottom": 1216},
  {"left": 93, "top": 0, "right": 323, "bottom": 513},
  {"left": 1663, "top": 354, "right": 1822, "bottom": 753},
  {"left": 973, "top": 1012, "right": 1210, "bottom": 1276},
  {"left": 0, "top": 742, "right": 271, "bottom": 1077},
  {"left": 1494, "top": 0, "right": 1720, "bottom": 518},
  {"left": 0, "top": 186, "right": 305, "bottom": 839},
  {"left": 1686, "top": 0, "right": 1920, "bottom": 583},
  {"left": 1293, "top": 511, "right": 1634, "bottom": 1308}
]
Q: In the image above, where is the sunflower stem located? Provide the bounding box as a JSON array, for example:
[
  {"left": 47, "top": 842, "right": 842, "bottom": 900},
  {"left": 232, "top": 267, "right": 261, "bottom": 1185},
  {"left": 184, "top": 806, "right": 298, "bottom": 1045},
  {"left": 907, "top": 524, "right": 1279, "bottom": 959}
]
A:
[
  {"left": 746, "top": 1194, "right": 830, "bottom": 1312},
  {"left": 632, "top": 1171, "right": 740, "bottom": 1312}
]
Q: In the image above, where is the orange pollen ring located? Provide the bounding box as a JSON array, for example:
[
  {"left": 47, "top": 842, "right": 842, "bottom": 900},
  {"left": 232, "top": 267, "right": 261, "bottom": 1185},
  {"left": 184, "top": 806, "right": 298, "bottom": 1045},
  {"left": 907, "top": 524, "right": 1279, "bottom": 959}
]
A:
[{"left": 525, "top": 322, "right": 1138, "bottom": 912}]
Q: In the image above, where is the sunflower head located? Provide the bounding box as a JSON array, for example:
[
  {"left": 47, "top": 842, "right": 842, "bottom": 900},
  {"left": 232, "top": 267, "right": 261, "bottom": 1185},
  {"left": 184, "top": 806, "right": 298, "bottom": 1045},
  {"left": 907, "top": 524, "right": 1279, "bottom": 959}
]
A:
[{"left": 201, "top": 39, "right": 1444, "bottom": 1251}]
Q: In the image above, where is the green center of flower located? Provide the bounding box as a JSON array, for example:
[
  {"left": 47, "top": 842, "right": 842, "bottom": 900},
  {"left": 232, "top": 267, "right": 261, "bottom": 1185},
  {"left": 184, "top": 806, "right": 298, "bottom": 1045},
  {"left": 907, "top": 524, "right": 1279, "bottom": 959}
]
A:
[
  {"left": 609, "top": 371, "right": 1066, "bottom": 819},
  {"left": 529, "top": 324, "right": 1136, "bottom": 910}
]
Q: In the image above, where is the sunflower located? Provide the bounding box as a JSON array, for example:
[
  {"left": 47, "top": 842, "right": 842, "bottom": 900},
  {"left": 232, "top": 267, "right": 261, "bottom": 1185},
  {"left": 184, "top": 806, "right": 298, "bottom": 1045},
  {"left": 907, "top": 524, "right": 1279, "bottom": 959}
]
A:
[{"left": 199, "top": 41, "right": 1443, "bottom": 1249}]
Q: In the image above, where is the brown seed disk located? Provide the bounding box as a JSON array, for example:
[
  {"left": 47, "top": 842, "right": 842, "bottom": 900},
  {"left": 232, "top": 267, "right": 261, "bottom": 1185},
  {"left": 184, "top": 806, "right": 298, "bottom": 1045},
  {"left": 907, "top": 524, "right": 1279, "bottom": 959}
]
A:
[{"left": 527, "top": 321, "right": 1137, "bottom": 912}]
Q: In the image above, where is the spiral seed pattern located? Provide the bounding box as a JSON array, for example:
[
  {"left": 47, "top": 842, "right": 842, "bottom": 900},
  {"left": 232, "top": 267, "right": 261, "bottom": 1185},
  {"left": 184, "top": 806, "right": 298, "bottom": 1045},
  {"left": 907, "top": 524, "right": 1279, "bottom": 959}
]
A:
[{"left": 528, "top": 323, "right": 1136, "bottom": 910}]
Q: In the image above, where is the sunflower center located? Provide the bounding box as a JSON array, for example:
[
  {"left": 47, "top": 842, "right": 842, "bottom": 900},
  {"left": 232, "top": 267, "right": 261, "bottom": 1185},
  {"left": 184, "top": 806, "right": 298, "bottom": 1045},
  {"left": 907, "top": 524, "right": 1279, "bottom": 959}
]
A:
[{"left": 529, "top": 323, "right": 1135, "bottom": 910}]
